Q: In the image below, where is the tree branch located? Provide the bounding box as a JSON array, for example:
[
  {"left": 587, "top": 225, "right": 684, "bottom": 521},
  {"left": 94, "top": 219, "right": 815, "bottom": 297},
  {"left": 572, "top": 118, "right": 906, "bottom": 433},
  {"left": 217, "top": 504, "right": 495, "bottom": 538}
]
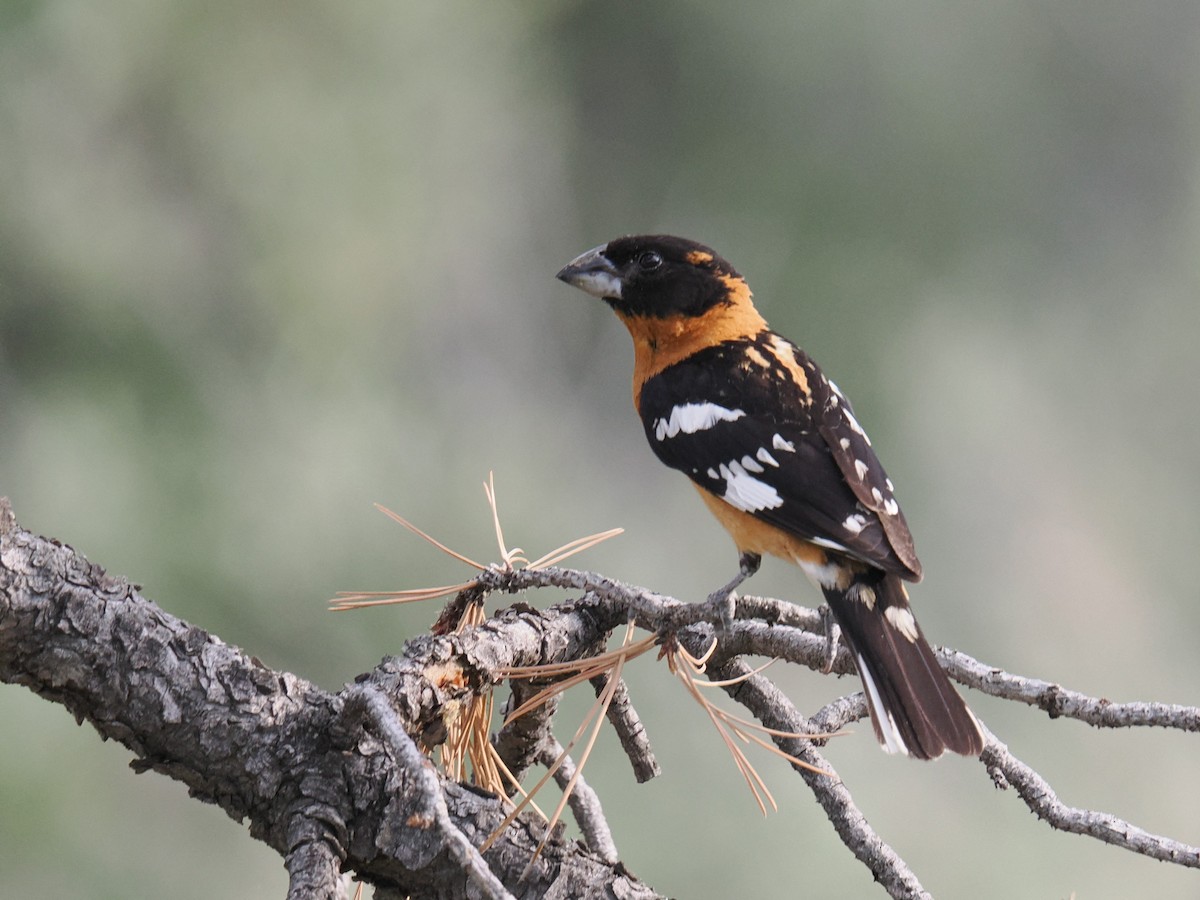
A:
[
  {"left": 539, "top": 737, "right": 620, "bottom": 865},
  {"left": 694, "top": 634, "right": 932, "bottom": 900},
  {"left": 0, "top": 499, "right": 662, "bottom": 899},
  {"left": 341, "top": 685, "right": 515, "bottom": 900},
  {"left": 3, "top": 497, "right": 1199, "bottom": 899},
  {"left": 945, "top": 648, "right": 1200, "bottom": 731},
  {"left": 981, "top": 726, "right": 1200, "bottom": 867}
]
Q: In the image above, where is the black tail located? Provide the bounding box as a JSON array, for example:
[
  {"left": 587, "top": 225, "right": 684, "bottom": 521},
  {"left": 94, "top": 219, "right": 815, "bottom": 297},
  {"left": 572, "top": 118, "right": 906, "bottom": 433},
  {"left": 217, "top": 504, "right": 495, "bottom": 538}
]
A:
[{"left": 822, "top": 571, "right": 983, "bottom": 760}]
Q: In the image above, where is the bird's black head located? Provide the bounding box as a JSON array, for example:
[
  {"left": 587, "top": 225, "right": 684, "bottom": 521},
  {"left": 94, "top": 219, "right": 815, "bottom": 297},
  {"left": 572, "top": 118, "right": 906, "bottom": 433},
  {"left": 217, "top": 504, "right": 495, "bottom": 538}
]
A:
[{"left": 556, "top": 235, "right": 745, "bottom": 319}]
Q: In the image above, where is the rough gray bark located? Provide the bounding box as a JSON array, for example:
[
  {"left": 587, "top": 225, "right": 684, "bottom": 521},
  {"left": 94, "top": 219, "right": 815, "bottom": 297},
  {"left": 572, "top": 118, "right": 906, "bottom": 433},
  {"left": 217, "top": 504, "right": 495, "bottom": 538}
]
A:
[
  {"left": 0, "top": 499, "right": 660, "bottom": 899},
  {"left": 3, "top": 496, "right": 1199, "bottom": 898}
]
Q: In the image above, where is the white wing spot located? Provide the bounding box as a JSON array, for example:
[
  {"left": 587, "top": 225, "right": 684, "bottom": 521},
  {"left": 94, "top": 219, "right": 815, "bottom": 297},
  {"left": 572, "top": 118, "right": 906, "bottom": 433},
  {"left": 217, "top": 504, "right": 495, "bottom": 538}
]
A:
[
  {"left": 849, "top": 583, "right": 876, "bottom": 610},
  {"left": 871, "top": 487, "right": 884, "bottom": 504},
  {"left": 883, "top": 497, "right": 899, "bottom": 516},
  {"left": 756, "top": 447, "right": 780, "bottom": 467},
  {"left": 772, "top": 433, "right": 796, "bottom": 453},
  {"left": 810, "top": 535, "right": 850, "bottom": 552},
  {"left": 740, "top": 454, "right": 765, "bottom": 474},
  {"left": 718, "top": 461, "right": 784, "bottom": 513},
  {"left": 842, "top": 513, "right": 867, "bottom": 535},
  {"left": 843, "top": 409, "right": 872, "bottom": 446},
  {"left": 654, "top": 402, "right": 746, "bottom": 441},
  {"left": 829, "top": 394, "right": 840, "bottom": 408},
  {"left": 853, "top": 458, "right": 869, "bottom": 480},
  {"left": 839, "top": 438, "right": 851, "bottom": 451},
  {"left": 884, "top": 606, "right": 920, "bottom": 642},
  {"left": 885, "top": 477, "right": 895, "bottom": 491},
  {"left": 706, "top": 467, "right": 719, "bottom": 480}
]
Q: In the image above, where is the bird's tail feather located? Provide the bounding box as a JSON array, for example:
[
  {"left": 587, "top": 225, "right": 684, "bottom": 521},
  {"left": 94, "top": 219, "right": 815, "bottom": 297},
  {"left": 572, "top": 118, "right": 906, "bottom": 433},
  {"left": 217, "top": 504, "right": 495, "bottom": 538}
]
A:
[{"left": 821, "top": 572, "right": 983, "bottom": 760}]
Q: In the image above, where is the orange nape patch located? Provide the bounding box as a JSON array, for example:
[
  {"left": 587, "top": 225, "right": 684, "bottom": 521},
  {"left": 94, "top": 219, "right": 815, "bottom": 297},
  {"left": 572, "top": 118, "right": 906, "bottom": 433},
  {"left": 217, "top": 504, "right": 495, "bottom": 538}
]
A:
[
  {"left": 692, "top": 485, "right": 851, "bottom": 586},
  {"left": 686, "top": 250, "right": 715, "bottom": 265}
]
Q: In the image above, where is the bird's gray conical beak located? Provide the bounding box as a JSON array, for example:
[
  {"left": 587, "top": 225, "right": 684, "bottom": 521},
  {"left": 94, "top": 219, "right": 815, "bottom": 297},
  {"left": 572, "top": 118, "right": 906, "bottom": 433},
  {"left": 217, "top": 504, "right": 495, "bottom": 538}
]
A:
[{"left": 555, "top": 244, "right": 623, "bottom": 300}]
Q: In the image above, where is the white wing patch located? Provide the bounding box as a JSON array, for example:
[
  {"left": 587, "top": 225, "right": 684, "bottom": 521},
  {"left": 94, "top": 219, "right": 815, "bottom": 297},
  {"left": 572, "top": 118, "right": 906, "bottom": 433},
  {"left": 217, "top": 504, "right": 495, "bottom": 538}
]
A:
[
  {"left": 772, "top": 433, "right": 796, "bottom": 453},
  {"left": 809, "top": 535, "right": 851, "bottom": 552},
  {"left": 842, "top": 513, "right": 868, "bottom": 535},
  {"left": 884, "top": 605, "right": 920, "bottom": 642},
  {"left": 740, "top": 454, "right": 765, "bottom": 474},
  {"left": 842, "top": 408, "right": 872, "bottom": 446},
  {"left": 716, "top": 460, "right": 784, "bottom": 512},
  {"left": 847, "top": 583, "right": 876, "bottom": 609},
  {"left": 756, "top": 447, "right": 780, "bottom": 467},
  {"left": 654, "top": 402, "right": 746, "bottom": 441}
]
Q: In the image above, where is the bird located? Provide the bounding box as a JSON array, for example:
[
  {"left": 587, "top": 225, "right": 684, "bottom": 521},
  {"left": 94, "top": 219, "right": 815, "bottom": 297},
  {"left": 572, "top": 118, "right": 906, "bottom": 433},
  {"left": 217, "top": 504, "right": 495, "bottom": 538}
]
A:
[{"left": 556, "top": 234, "right": 984, "bottom": 760}]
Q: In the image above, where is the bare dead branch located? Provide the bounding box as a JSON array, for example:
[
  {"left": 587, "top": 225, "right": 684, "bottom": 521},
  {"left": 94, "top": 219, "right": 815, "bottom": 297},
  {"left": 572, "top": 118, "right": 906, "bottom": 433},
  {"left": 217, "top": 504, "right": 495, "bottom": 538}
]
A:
[
  {"left": 0, "top": 500, "right": 662, "bottom": 900},
  {"left": 494, "top": 672, "right": 564, "bottom": 786},
  {"left": 684, "top": 629, "right": 932, "bottom": 900},
  {"left": 590, "top": 670, "right": 661, "bottom": 783},
  {"left": 981, "top": 725, "right": 1200, "bottom": 868},
  {"left": 539, "top": 737, "right": 620, "bottom": 864},
  {"left": 469, "top": 563, "right": 1200, "bottom": 885},
  {"left": 285, "top": 826, "right": 352, "bottom": 900},
  {"left": 342, "top": 685, "right": 515, "bottom": 900},
  {"left": 944, "top": 648, "right": 1200, "bottom": 731},
  {"left": 4, "top": 498, "right": 1199, "bottom": 899}
]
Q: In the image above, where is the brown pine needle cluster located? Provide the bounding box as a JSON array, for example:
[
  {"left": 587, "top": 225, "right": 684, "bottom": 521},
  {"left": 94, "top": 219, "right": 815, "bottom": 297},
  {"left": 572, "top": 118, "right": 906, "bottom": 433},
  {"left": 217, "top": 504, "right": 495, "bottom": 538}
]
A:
[
  {"left": 663, "top": 638, "right": 836, "bottom": 814},
  {"left": 435, "top": 599, "right": 506, "bottom": 796},
  {"left": 330, "top": 472, "right": 840, "bottom": 863},
  {"left": 330, "top": 472, "right": 622, "bottom": 611},
  {"left": 330, "top": 473, "right": 627, "bottom": 811},
  {"left": 483, "top": 622, "right": 656, "bottom": 863}
]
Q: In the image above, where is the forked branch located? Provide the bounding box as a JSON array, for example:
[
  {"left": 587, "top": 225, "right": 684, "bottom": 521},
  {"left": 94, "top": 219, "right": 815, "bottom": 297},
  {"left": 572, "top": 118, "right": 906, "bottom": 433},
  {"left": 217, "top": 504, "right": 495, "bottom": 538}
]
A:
[{"left": 3, "top": 497, "right": 1199, "bottom": 900}]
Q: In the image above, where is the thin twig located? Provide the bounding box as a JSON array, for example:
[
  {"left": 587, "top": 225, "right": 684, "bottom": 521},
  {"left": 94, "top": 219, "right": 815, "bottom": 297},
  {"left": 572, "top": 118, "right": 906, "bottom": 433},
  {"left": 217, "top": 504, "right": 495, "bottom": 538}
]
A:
[
  {"left": 981, "top": 725, "right": 1200, "bottom": 867},
  {"left": 539, "top": 737, "right": 620, "bottom": 864},
  {"left": 944, "top": 648, "right": 1200, "bottom": 731},
  {"left": 331, "top": 503, "right": 1200, "bottom": 900},
  {"left": 479, "top": 565, "right": 1200, "bottom": 732},
  {"left": 494, "top": 675, "right": 565, "bottom": 788},
  {"left": 589, "top": 671, "right": 661, "bottom": 783},
  {"left": 695, "top": 642, "right": 930, "bottom": 900}
]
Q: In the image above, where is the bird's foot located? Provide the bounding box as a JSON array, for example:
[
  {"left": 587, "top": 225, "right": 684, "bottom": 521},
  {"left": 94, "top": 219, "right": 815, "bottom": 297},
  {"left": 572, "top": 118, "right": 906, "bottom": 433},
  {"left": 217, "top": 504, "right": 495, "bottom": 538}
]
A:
[{"left": 704, "top": 552, "right": 762, "bottom": 631}]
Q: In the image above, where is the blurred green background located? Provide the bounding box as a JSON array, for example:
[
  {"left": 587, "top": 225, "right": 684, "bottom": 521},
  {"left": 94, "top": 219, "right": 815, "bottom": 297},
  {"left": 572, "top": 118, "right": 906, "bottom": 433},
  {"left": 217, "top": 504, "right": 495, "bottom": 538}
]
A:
[{"left": 2, "top": 1, "right": 1198, "bottom": 897}]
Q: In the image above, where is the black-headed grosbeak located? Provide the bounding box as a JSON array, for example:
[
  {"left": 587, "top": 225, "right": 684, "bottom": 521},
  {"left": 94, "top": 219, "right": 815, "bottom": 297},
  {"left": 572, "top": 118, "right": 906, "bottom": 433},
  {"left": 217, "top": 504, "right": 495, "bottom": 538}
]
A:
[{"left": 556, "top": 234, "right": 984, "bottom": 760}]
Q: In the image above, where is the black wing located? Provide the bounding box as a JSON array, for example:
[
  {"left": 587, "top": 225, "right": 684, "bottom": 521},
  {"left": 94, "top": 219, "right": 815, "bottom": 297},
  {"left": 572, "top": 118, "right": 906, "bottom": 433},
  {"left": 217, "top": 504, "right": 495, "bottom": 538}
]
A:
[{"left": 638, "top": 332, "right": 922, "bottom": 580}]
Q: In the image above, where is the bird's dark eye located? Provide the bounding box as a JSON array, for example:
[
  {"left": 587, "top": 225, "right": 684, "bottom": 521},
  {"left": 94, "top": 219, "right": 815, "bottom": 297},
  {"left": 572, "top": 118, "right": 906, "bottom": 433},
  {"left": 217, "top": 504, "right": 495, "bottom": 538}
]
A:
[{"left": 639, "top": 251, "right": 663, "bottom": 270}]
